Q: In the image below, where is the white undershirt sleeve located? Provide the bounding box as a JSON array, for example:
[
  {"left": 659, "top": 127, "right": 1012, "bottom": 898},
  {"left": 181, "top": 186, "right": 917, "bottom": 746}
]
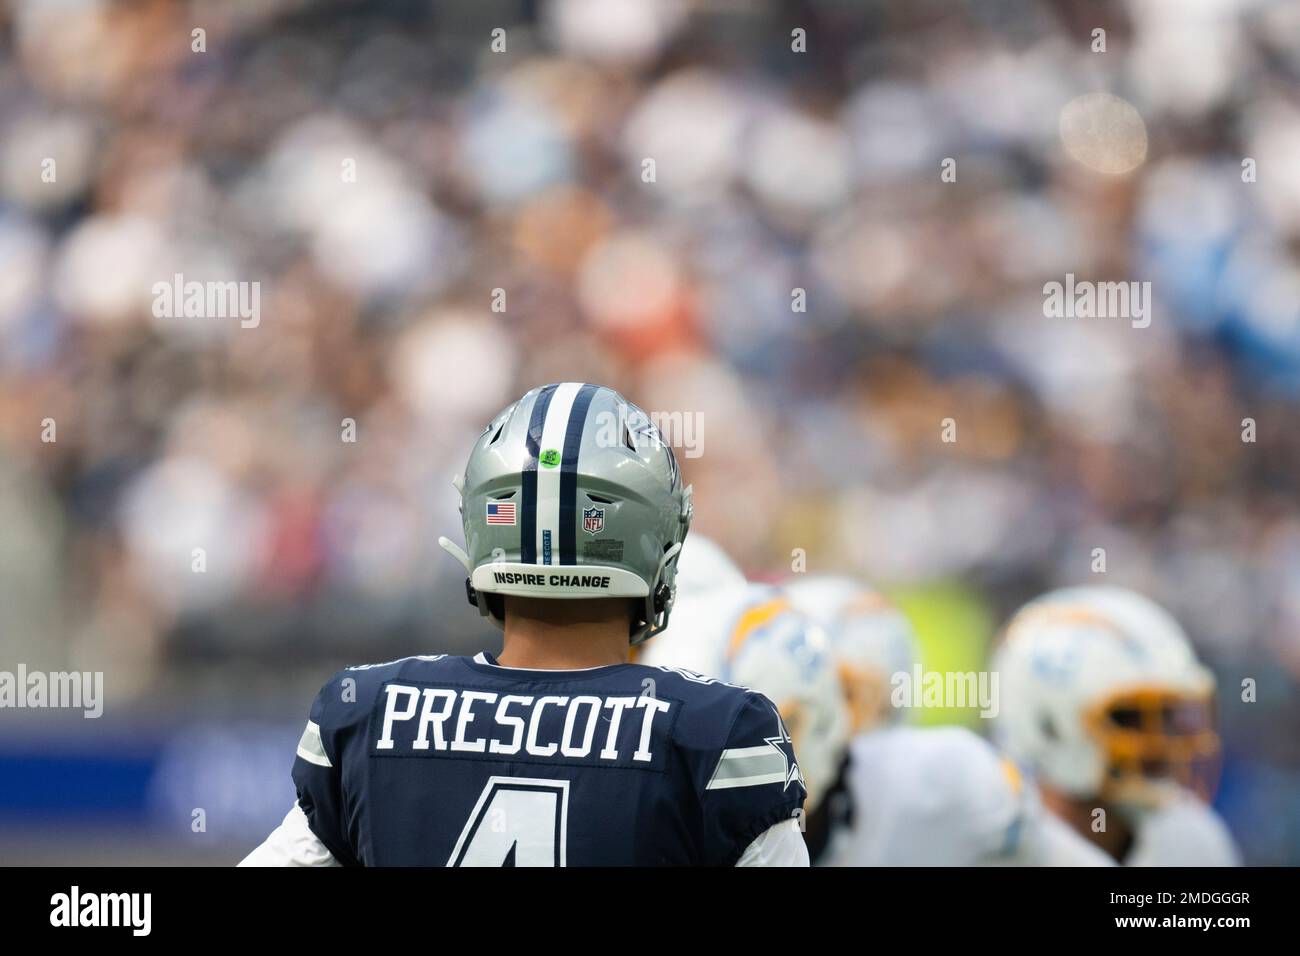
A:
[
  {"left": 735, "top": 818, "right": 810, "bottom": 867},
  {"left": 238, "top": 803, "right": 340, "bottom": 867}
]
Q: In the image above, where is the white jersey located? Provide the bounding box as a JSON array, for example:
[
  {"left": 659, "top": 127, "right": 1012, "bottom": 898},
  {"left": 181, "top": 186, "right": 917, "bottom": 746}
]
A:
[
  {"left": 819, "top": 725, "right": 1113, "bottom": 866},
  {"left": 1121, "top": 792, "right": 1240, "bottom": 866}
]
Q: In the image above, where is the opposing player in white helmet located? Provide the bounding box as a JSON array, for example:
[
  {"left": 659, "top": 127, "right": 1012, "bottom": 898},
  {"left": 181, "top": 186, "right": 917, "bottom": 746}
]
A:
[
  {"left": 672, "top": 532, "right": 747, "bottom": 600},
  {"left": 993, "top": 585, "right": 1239, "bottom": 866},
  {"left": 782, "top": 577, "right": 916, "bottom": 737},
  {"left": 785, "top": 575, "right": 1112, "bottom": 866},
  {"left": 640, "top": 537, "right": 850, "bottom": 824}
]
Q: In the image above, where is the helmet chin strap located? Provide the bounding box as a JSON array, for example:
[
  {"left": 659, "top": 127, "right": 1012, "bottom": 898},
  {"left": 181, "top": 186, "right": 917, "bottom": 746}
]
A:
[
  {"left": 635, "top": 540, "right": 685, "bottom": 644},
  {"left": 437, "top": 536, "right": 472, "bottom": 574},
  {"left": 660, "top": 540, "right": 683, "bottom": 569}
]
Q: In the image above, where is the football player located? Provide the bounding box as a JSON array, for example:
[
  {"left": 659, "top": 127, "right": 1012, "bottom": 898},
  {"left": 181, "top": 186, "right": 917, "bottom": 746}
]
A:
[
  {"left": 785, "top": 575, "right": 1113, "bottom": 866},
  {"left": 992, "top": 585, "right": 1240, "bottom": 866},
  {"left": 241, "top": 383, "right": 808, "bottom": 866}
]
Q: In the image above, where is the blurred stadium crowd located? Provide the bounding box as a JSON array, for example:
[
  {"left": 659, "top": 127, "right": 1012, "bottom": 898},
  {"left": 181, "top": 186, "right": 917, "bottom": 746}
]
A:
[{"left": 0, "top": 0, "right": 1298, "bottom": 863}]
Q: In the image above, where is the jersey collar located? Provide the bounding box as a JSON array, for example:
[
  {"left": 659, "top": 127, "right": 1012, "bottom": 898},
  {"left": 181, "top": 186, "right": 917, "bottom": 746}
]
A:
[{"left": 465, "top": 651, "right": 634, "bottom": 679}]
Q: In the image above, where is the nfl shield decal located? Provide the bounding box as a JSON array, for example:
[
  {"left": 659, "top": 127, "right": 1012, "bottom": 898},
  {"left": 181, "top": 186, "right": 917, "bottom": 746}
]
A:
[{"left": 583, "top": 506, "right": 605, "bottom": 535}]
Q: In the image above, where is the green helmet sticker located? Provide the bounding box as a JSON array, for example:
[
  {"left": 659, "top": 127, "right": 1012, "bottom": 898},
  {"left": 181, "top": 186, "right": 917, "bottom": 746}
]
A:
[{"left": 539, "top": 448, "right": 561, "bottom": 468}]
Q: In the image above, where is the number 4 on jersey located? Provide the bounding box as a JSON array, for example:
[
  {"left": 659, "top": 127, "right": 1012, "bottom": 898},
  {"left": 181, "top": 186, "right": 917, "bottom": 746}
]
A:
[{"left": 447, "top": 777, "right": 571, "bottom": 867}]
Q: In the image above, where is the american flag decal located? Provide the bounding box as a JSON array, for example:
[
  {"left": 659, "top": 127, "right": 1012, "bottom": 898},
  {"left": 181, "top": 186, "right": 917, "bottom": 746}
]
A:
[{"left": 486, "top": 501, "right": 516, "bottom": 525}]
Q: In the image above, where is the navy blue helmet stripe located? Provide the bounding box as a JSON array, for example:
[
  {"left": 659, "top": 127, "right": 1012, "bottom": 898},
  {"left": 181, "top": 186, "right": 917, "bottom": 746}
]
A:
[
  {"left": 520, "top": 384, "right": 558, "bottom": 564},
  {"left": 559, "top": 383, "right": 599, "bottom": 565}
]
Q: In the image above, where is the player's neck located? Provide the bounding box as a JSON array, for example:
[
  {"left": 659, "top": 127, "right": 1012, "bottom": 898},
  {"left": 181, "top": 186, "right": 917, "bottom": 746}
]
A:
[
  {"left": 498, "top": 596, "right": 632, "bottom": 669},
  {"left": 498, "top": 625, "right": 630, "bottom": 669}
]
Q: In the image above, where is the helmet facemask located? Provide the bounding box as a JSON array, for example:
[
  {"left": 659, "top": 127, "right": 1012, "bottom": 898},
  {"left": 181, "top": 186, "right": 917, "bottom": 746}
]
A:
[{"left": 1083, "top": 684, "right": 1221, "bottom": 807}]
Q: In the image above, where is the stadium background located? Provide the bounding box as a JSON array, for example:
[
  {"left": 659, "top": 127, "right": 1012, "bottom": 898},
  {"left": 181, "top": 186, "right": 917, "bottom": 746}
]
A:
[{"left": 1, "top": 0, "right": 1298, "bottom": 864}]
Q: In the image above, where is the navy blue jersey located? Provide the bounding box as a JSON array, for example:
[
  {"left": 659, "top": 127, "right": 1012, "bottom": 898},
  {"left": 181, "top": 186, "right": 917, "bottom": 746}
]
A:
[{"left": 291, "top": 652, "right": 806, "bottom": 866}]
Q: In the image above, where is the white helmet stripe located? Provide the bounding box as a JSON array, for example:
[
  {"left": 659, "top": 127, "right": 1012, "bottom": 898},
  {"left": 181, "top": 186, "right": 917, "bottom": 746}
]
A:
[{"left": 534, "top": 382, "right": 583, "bottom": 565}]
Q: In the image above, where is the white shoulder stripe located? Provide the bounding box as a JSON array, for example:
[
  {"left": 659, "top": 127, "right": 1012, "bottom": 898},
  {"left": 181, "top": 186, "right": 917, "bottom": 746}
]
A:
[
  {"left": 706, "top": 745, "right": 790, "bottom": 790},
  {"left": 296, "top": 719, "right": 332, "bottom": 768},
  {"left": 707, "top": 771, "right": 791, "bottom": 790}
]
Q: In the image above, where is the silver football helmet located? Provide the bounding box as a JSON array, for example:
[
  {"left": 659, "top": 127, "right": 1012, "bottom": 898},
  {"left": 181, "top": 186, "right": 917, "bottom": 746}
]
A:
[{"left": 439, "top": 383, "right": 693, "bottom": 644}]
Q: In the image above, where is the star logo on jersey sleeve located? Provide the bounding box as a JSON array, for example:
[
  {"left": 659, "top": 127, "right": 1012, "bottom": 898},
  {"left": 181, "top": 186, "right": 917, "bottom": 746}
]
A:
[
  {"left": 763, "top": 705, "right": 804, "bottom": 792},
  {"left": 704, "top": 703, "right": 807, "bottom": 793}
]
